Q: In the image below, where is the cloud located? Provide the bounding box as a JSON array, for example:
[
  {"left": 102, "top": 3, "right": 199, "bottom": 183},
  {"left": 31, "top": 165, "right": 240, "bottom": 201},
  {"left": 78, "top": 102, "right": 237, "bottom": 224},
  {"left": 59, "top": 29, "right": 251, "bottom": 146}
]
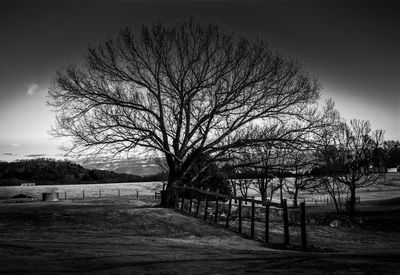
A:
[
  {"left": 2, "top": 153, "right": 14, "bottom": 156},
  {"left": 25, "top": 154, "right": 46, "bottom": 158},
  {"left": 10, "top": 143, "right": 20, "bottom": 147},
  {"left": 27, "top": 83, "right": 40, "bottom": 96}
]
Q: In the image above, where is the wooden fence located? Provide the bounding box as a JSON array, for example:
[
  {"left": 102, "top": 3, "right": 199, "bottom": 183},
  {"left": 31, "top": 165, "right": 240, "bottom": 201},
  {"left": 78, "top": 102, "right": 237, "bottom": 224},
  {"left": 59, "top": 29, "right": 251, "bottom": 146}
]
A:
[
  {"left": 299, "top": 195, "right": 361, "bottom": 206},
  {"left": 172, "top": 185, "right": 307, "bottom": 251},
  {"left": 60, "top": 189, "right": 161, "bottom": 200}
]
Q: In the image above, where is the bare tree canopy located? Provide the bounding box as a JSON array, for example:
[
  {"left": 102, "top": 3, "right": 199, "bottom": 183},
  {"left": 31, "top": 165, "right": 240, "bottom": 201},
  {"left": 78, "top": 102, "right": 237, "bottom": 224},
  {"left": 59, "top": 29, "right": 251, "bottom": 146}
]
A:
[
  {"left": 317, "top": 119, "right": 384, "bottom": 213},
  {"left": 48, "top": 19, "right": 327, "bottom": 205}
]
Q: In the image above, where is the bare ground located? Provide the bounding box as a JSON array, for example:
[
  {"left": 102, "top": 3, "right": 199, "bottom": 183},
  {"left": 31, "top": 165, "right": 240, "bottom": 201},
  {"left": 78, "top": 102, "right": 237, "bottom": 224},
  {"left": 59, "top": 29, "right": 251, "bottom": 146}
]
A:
[{"left": 0, "top": 197, "right": 399, "bottom": 274}]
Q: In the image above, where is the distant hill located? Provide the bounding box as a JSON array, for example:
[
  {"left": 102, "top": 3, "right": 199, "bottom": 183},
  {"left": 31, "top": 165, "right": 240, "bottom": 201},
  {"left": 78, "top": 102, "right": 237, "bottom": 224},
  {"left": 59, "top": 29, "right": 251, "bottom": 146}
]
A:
[
  {"left": 0, "top": 158, "right": 164, "bottom": 186},
  {"left": 78, "top": 157, "right": 163, "bottom": 176}
]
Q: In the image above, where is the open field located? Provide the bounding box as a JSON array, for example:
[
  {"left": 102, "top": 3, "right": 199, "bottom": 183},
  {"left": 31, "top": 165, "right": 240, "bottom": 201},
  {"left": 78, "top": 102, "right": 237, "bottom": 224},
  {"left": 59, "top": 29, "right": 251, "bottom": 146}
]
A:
[
  {"left": 1, "top": 172, "right": 400, "bottom": 204},
  {"left": 1, "top": 196, "right": 400, "bottom": 274},
  {"left": 0, "top": 181, "right": 163, "bottom": 199},
  {"left": 235, "top": 172, "right": 400, "bottom": 204}
]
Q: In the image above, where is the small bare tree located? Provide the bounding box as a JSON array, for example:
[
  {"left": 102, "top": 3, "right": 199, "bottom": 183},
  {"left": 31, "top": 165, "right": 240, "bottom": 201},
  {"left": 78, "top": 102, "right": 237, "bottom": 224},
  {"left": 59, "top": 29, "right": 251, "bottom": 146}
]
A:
[
  {"left": 317, "top": 119, "right": 384, "bottom": 214},
  {"left": 225, "top": 151, "right": 255, "bottom": 200},
  {"left": 316, "top": 177, "right": 348, "bottom": 212},
  {"left": 336, "top": 120, "right": 384, "bottom": 213},
  {"left": 283, "top": 149, "right": 316, "bottom": 207},
  {"left": 246, "top": 144, "right": 282, "bottom": 202}
]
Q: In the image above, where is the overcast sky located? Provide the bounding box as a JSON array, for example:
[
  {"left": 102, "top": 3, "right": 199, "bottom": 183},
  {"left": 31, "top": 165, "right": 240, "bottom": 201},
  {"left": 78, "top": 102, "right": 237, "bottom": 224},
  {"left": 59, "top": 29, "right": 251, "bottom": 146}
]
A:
[{"left": 0, "top": 0, "right": 399, "bottom": 161}]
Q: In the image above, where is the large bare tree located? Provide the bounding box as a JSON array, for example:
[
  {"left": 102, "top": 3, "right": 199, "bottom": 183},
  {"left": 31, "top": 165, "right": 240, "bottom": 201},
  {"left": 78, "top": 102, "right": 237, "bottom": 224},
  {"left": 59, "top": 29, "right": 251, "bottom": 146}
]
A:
[{"left": 49, "top": 19, "right": 325, "bottom": 206}]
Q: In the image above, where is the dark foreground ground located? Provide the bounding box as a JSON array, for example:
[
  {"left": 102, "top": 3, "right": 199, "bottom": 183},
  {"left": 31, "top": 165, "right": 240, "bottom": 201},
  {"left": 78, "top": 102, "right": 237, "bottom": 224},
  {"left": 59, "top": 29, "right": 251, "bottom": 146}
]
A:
[{"left": 1, "top": 197, "right": 400, "bottom": 274}]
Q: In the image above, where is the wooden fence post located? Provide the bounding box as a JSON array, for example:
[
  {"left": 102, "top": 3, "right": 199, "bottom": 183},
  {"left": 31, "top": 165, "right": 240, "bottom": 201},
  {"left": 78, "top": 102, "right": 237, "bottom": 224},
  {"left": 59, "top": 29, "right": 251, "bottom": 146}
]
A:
[
  {"left": 300, "top": 202, "right": 307, "bottom": 251},
  {"left": 180, "top": 197, "right": 185, "bottom": 212},
  {"left": 204, "top": 196, "right": 209, "bottom": 220},
  {"left": 195, "top": 199, "right": 200, "bottom": 217},
  {"left": 225, "top": 197, "right": 232, "bottom": 228},
  {"left": 282, "top": 199, "right": 289, "bottom": 245},
  {"left": 265, "top": 203, "right": 270, "bottom": 243},
  {"left": 214, "top": 191, "right": 219, "bottom": 224},
  {"left": 64, "top": 191, "right": 67, "bottom": 200},
  {"left": 82, "top": 190, "right": 85, "bottom": 199},
  {"left": 136, "top": 190, "right": 139, "bottom": 199},
  {"left": 118, "top": 189, "right": 120, "bottom": 197},
  {"left": 99, "top": 189, "right": 101, "bottom": 198},
  {"left": 238, "top": 198, "right": 242, "bottom": 234},
  {"left": 175, "top": 193, "right": 179, "bottom": 209},
  {"left": 189, "top": 197, "right": 193, "bottom": 214},
  {"left": 251, "top": 200, "right": 255, "bottom": 239}
]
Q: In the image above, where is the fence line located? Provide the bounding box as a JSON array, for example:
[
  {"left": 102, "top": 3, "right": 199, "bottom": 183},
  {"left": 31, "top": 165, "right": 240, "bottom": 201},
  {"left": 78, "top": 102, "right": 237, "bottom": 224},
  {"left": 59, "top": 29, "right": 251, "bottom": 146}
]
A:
[
  {"left": 48, "top": 189, "right": 162, "bottom": 200},
  {"left": 172, "top": 185, "right": 307, "bottom": 251},
  {"left": 299, "top": 195, "right": 361, "bottom": 206}
]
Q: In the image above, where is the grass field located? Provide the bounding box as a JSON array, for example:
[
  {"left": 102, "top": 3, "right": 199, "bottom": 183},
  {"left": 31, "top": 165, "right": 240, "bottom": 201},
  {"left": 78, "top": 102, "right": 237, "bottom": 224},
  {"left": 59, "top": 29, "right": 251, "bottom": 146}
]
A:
[
  {"left": 0, "top": 173, "right": 399, "bottom": 273},
  {"left": 0, "top": 181, "right": 162, "bottom": 199},
  {"left": 2, "top": 172, "right": 400, "bottom": 203},
  {"left": 1, "top": 195, "right": 400, "bottom": 274}
]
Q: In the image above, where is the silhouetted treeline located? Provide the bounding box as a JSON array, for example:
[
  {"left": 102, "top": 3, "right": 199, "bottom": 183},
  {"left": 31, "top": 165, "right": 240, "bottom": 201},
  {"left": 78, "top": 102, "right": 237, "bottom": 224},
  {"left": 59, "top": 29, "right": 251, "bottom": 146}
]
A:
[
  {"left": 139, "top": 172, "right": 167, "bottom": 182},
  {"left": 0, "top": 158, "right": 165, "bottom": 186},
  {"left": 380, "top": 140, "right": 400, "bottom": 169}
]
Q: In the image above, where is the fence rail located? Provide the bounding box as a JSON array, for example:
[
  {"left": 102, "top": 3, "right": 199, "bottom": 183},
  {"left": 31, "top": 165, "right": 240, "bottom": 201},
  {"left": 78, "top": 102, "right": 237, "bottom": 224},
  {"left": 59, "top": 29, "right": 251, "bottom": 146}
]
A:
[
  {"left": 172, "top": 186, "right": 308, "bottom": 251},
  {"left": 173, "top": 185, "right": 282, "bottom": 207},
  {"left": 25, "top": 189, "right": 162, "bottom": 201},
  {"left": 299, "top": 195, "right": 361, "bottom": 206}
]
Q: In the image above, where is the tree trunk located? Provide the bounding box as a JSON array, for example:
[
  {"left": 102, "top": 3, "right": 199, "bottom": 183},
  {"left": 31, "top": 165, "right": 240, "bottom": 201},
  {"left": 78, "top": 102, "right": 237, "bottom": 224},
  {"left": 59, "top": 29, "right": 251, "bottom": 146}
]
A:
[
  {"left": 160, "top": 158, "right": 180, "bottom": 208},
  {"left": 293, "top": 189, "right": 298, "bottom": 207},
  {"left": 230, "top": 179, "right": 237, "bottom": 198},
  {"left": 333, "top": 196, "right": 340, "bottom": 213},
  {"left": 160, "top": 173, "right": 180, "bottom": 207},
  {"left": 260, "top": 178, "right": 266, "bottom": 203},
  {"left": 349, "top": 185, "right": 356, "bottom": 215},
  {"left": 326, "top": 181, "right": 340, "bottom": 213},
  {"left": 160, "top": 187, "right": 178, "bottom": 208},
  {"left": 279, "top": 178, "right": 284, "bottom": 203},
  {"left": 261, "top": 189, "right": 266, "bottom": 203}
]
